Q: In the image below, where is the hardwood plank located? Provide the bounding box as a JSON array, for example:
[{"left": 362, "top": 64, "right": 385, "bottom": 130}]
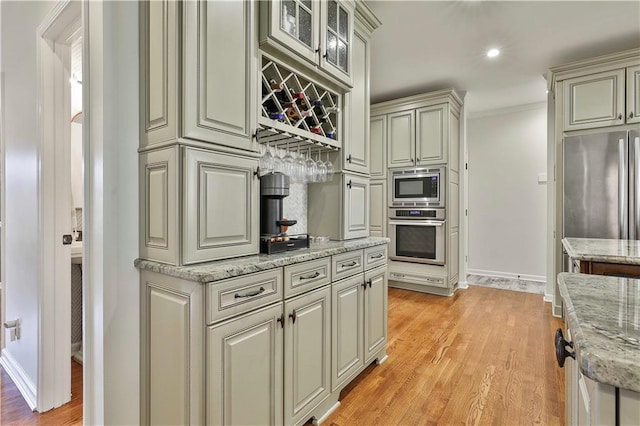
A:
[
  {"left": 0, "top": 361, "right": 82, "bottom": 425},
  {"left": 326, "top": 286, "right": 565, "bottom": 426}
]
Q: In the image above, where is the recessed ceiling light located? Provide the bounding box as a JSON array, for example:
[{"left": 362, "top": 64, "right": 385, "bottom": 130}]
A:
[{"left": 487, "top": 48, "right": 500, "bottom": 58}]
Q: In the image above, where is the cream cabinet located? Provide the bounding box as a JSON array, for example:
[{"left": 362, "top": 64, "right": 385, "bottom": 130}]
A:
[
  {"left": 627, "top": 65, "right": 640, "bottom": 124},
  {"left": 183, "top": 147, "right": 259, "bottom": 264},
  {"left": 207, "top": 303, "right": 284, "bottom": 426},
  {"left": 563, "top": 69, "right": 626, "bottom": 130},
  {"left": 369, "top": 115, "right": 387, "bottom": 179},
  {"left": 140, "top": 146, "right": 260, "bottom": 266},
  {"left": 563, "top": 64, "right": 640, "bottom": 130},
  {"left": 182, "top": 0, "right": 257, "bottom": 151},
  {"left": 140, "top": 0, "right": 257, "bottom": 152},
  {"left": 308, "top": 172, "right": 369, "bottom": 240},
  {"left": 342, "top": 21, "right": 370, "bottom": 175},
  {"left": 284, "top": 285, "right": 331, "bottom": 425},
  {"left": 387, "top": 104, "right": 449, "bottom": 168},
  {"left": 364, "top": 265, "right": 387, "bottom": 363},
  {"left": 259, "top": 0, "right": 355, "bottom": 89},
  {"left": 369, "top": 179, "right": 386, "bottom": 238}
]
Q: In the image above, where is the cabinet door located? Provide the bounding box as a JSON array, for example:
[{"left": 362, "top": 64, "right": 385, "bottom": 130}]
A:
[
  {"left": 416, "top": 104, "right": 447, "bottom": 165},
  {"left": 183, "top": 147, "right": 259, "bottom": 264},
  {"left": 342, "top": 25, "right": 368, "bottom": 174},
  {"left": 627, "top": 65, "right": 640, "bottom": 124},
  {"left": 369, "top": 180, "right": 386, "bottom": 238},
  {"left": 207, "top": 303, "right": 284, "bottom": 426},
  {"left": 319, "top": 0, "right": 354, "bottom": 87},
  {"left": 331, "top": 274, "right": 364, "bottom": 391},
  {"left": 284, "top": 286, "right": 331, "bottom": 426},
  {"left": 387, "top": 110, "right": 415, "bottom": 168},
  {"left": 364, "top": 266, "right": 387, "bottom": 363},
  {"left": 343, "top": 173, "right": 369, "bottom": 239},
  {"left": 563, "top": 69, "right": 626, "bottom": 130},
  {"left": 140, "top": 0, "right": 179, "bottom": 147},
  {"left": 261, "top": 0, "right": 319, "bottom": 66},
  {"left": 369, "top": 115, "right": 387, "bottom": 179},
  {"left": 183, "top": 0, "right": 256, "bottom": 151}
]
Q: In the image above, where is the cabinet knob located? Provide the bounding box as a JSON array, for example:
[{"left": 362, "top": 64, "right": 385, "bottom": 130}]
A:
[
  {"left": 347, "top": 154, "right": 352, "bottom": 163},
  {"left": 554, "top": 328, "right": 575, "bottom": 368},
  {"left": 276, "top": 313, "right": 285, "bottom": 328},
  {"left": 618, "top": 113, "right": 623, "bottom": 120},
  {"left": 410, "top": 157, "right": 414, "bottom": 163},
  {"left": 361, "top": 281, "right": 367, "bottom": 290},
  {"left": 347, "top": 180, "right": 352, "bottom": 189},
  {"left": 289, "top": 310, "right": 297, "bottom": 324},
  {"left": 630, "top": 112, "right": 635, "bottom": 119},
  {"left": 367, "top": 279, "right": 372, "bottom": 288}
]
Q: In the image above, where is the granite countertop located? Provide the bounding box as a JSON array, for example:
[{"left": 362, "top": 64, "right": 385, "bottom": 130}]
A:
[
  {"left": 558, "top": 272, "right": 640, "bottom": 392},
  {"left": 562, "top": 237, "right": 640, "bottom": 265},
  {"left": 135, "top": 237, "right": 390, "bottom": 283}
]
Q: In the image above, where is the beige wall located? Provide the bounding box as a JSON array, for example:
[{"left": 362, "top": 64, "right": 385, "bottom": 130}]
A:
[{"left": 467, "top": 102, "right": 547, "bottom": 281}]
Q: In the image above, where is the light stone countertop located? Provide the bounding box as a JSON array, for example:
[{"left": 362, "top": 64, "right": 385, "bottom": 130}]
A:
[
  {"left": 135, "top": 237, "right": 390, "bottom": 283},
  {"left": 562, "top": 237, "right": 640, "bottom": 265},
  {"left": 558, "top": 272, "right": 640, "bottom": 393}
]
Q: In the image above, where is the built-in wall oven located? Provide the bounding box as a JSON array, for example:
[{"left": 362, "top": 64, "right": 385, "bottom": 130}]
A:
[
  {"left": 389, "top": 207, "right": 445, "bottom": 265},
  {"left": 391, "top": 166, "right": 445, "bottom": 207}
]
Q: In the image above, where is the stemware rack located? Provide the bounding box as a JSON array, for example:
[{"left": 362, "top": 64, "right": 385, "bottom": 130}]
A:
[{"left": 260, "top": 55, "right": 341, "bottom": 152}]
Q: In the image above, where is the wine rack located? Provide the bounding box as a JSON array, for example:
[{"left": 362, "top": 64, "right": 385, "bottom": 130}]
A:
[{"left": 260, "top": 55, "right": 341, "bottom": 151}]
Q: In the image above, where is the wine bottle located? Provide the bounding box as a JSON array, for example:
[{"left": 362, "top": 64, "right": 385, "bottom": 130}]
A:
[
  {"left": 304, "top": 116, "right": 317, "bottom": 127},
  {"left": 289, "top": 89, "right": 304, "bottom": 100},
  {"left": 309, "top": 126, "right": 323, "bottom": 135},
  {"left": 324, "top": 106, "right": 340, "bottom": 114}
]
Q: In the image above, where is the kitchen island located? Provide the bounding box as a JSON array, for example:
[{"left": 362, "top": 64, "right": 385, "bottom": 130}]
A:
[
  {"left": 136, "top": 237, "right": 389, "bottom": 426},
  {"left": 557, "top": 272, "right": 640, "bottom": 425},
  {"left": 562, "top": 237, "right": 640, "bottom": 276}
]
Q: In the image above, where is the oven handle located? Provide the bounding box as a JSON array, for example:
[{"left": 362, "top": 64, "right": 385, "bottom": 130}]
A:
[{"left": 389, "top": 220, "right": 445, "bottom": 227}]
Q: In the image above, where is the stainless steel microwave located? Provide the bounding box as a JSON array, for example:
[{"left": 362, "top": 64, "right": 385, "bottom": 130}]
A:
[{"left": 390, "top": 166, "right": 445, "bottom": 206}]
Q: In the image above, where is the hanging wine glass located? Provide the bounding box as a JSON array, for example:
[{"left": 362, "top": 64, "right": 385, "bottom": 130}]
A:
[
  {"left": 282, "top": 142, "right": 295, "bottom": 181},
  {"left": 316, "top": 150, "right": 327, "bottom": 182},
  {"left": 259, "top": 144, "right": 274, "bottom": 173},
  {"left": 272, "top": 146, "right": 285, "bottom": 174},
  {"left": 325, "top": 150, "right": 334, "bottom": 182},
  {"left": 305, "top": 147, "right": 317, "bottom": 183},
  {"left": 294, "top": 144, "right": 307, "bottom": 184}
]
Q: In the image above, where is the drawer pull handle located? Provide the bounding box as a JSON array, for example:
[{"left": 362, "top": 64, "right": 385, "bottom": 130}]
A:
[
  {"left": 362, "top": 281, "right": 367, "bottom": 290},
  {"left": 234, "top": 287, "right": 265, "bottom": 299},
  {"left": 341, "top": 261, "right": 357, "bottom": 268},
  {"left": 289, "top": 310, "right": 297, "bottom": 324},
  {"left": 370, "top": 254, "right": 384, "bottom": 259},
  {"left": 300, "top": 271, "right": 320, "bottom": 280},
  {"left": 368, "top": 279, "right": 372, "bottom": 288}
]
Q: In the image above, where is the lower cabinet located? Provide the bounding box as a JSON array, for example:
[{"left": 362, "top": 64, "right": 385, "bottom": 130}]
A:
[
  {"left": 141, "top": 246, "right": 389, "bottom": 426},
  {"left": 284, "top": 286, "right": 331, "bottom": 425},
  {"left": 207, "top": 303, "right": 284, "bottom": 426}
]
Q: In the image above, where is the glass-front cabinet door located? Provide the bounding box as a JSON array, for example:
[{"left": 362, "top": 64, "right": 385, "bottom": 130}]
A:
[
  {"left": 263, "top": 0, "right": 320, "bottom": 66},
  {"left": 320, "top": 0, "right": 353, "bottom": 86}
]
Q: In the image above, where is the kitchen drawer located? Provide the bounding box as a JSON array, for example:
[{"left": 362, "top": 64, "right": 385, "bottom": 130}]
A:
[
  {"left": 364, "top": 245, "right": 387, "bottom": 271},
  {"left": 389, "top": 271, "right": 446, "bottom": 288},
  {"left": 332, "top": 250, "right": 364, "bottom": 281},
  {"left": 284, "top": 257, "right": 331, "bottom": 298},
  {"left": 206, "top": 269, "right": 283, "bottom": 324}
]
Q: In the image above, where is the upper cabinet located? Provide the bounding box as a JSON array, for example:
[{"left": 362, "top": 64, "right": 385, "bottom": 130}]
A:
[
  {"left": 627, "top": 65, "right": 640, "bottom": 124},
  {"left": 373, "top": 91, "right": 461, "bottom": 170},
  {"left": 182, "top": 0, "right": 257, "bottom": 150},
  {"left": 140, "top": 0, "right": 257, "bottom": 152},
  {"left": 260, "top": 0, "right": 355, "bottom": 89},
  {"left": 554, "top": 51, "right": 640, "bottom": 131}
]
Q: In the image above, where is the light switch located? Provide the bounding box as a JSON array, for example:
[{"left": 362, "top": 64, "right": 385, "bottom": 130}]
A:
[{"left": 538, "top": 173, "right": 547, "bottom": 184}]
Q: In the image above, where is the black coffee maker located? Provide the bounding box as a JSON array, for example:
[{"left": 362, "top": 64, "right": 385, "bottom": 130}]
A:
[{"left": 260, "top": 172, "right": 308, "bottom": 254}]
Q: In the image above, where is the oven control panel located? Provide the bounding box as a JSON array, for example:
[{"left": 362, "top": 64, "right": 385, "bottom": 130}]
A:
[{"left": 389, "top": 207, "right": 446, "bottom": 221}]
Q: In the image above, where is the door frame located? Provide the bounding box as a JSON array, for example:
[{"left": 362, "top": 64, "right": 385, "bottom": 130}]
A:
[{"left": 36, "top": 0, "right": 81, "bottom": 412}]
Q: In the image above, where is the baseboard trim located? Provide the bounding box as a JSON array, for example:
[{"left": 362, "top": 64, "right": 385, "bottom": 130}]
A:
[
  {"left": 1, "top": 349, "right": 37, "bottom": 411},
  {"left": 467, "top": 269, "right": 546, "bottom": 283},
  {"left": 457, "top": 280, "right": 469, "bottom": 289}
]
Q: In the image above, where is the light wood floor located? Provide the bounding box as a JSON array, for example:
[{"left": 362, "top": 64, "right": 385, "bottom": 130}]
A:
[
  {"left": 326, "top": 286, "right": 565, "bottom": 426},
  {"left": 1, "top": 361, "right": 82, "bottom": 425}
]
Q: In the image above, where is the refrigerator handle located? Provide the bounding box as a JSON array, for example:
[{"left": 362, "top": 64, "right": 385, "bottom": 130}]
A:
[
  {"left": 620, "top": 138, "right": 629, "bottom": 239},
  {"left": 635, "top": 136, "right": 640, "bottom": 240}
]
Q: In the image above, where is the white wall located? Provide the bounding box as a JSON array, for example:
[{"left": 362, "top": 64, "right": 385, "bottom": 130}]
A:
[
  {"left": 84, "top": 1, "right": 140, "bottom": 424},
  {"left": 1, "top": 0, "right": 56, "bottom": 395},
  {"left": 467, "top": 103, "right": 547, "bottom": 281}
]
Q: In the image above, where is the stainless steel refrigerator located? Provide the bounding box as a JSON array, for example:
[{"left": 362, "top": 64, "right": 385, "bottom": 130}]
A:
[{"left": 563, "top": 129, "right": 640, "bottom": 246}]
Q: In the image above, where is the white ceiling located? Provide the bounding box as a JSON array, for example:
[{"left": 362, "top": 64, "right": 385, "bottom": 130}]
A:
[{"left": 368, "top": 1, "right": 640, "bottom": 112}]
